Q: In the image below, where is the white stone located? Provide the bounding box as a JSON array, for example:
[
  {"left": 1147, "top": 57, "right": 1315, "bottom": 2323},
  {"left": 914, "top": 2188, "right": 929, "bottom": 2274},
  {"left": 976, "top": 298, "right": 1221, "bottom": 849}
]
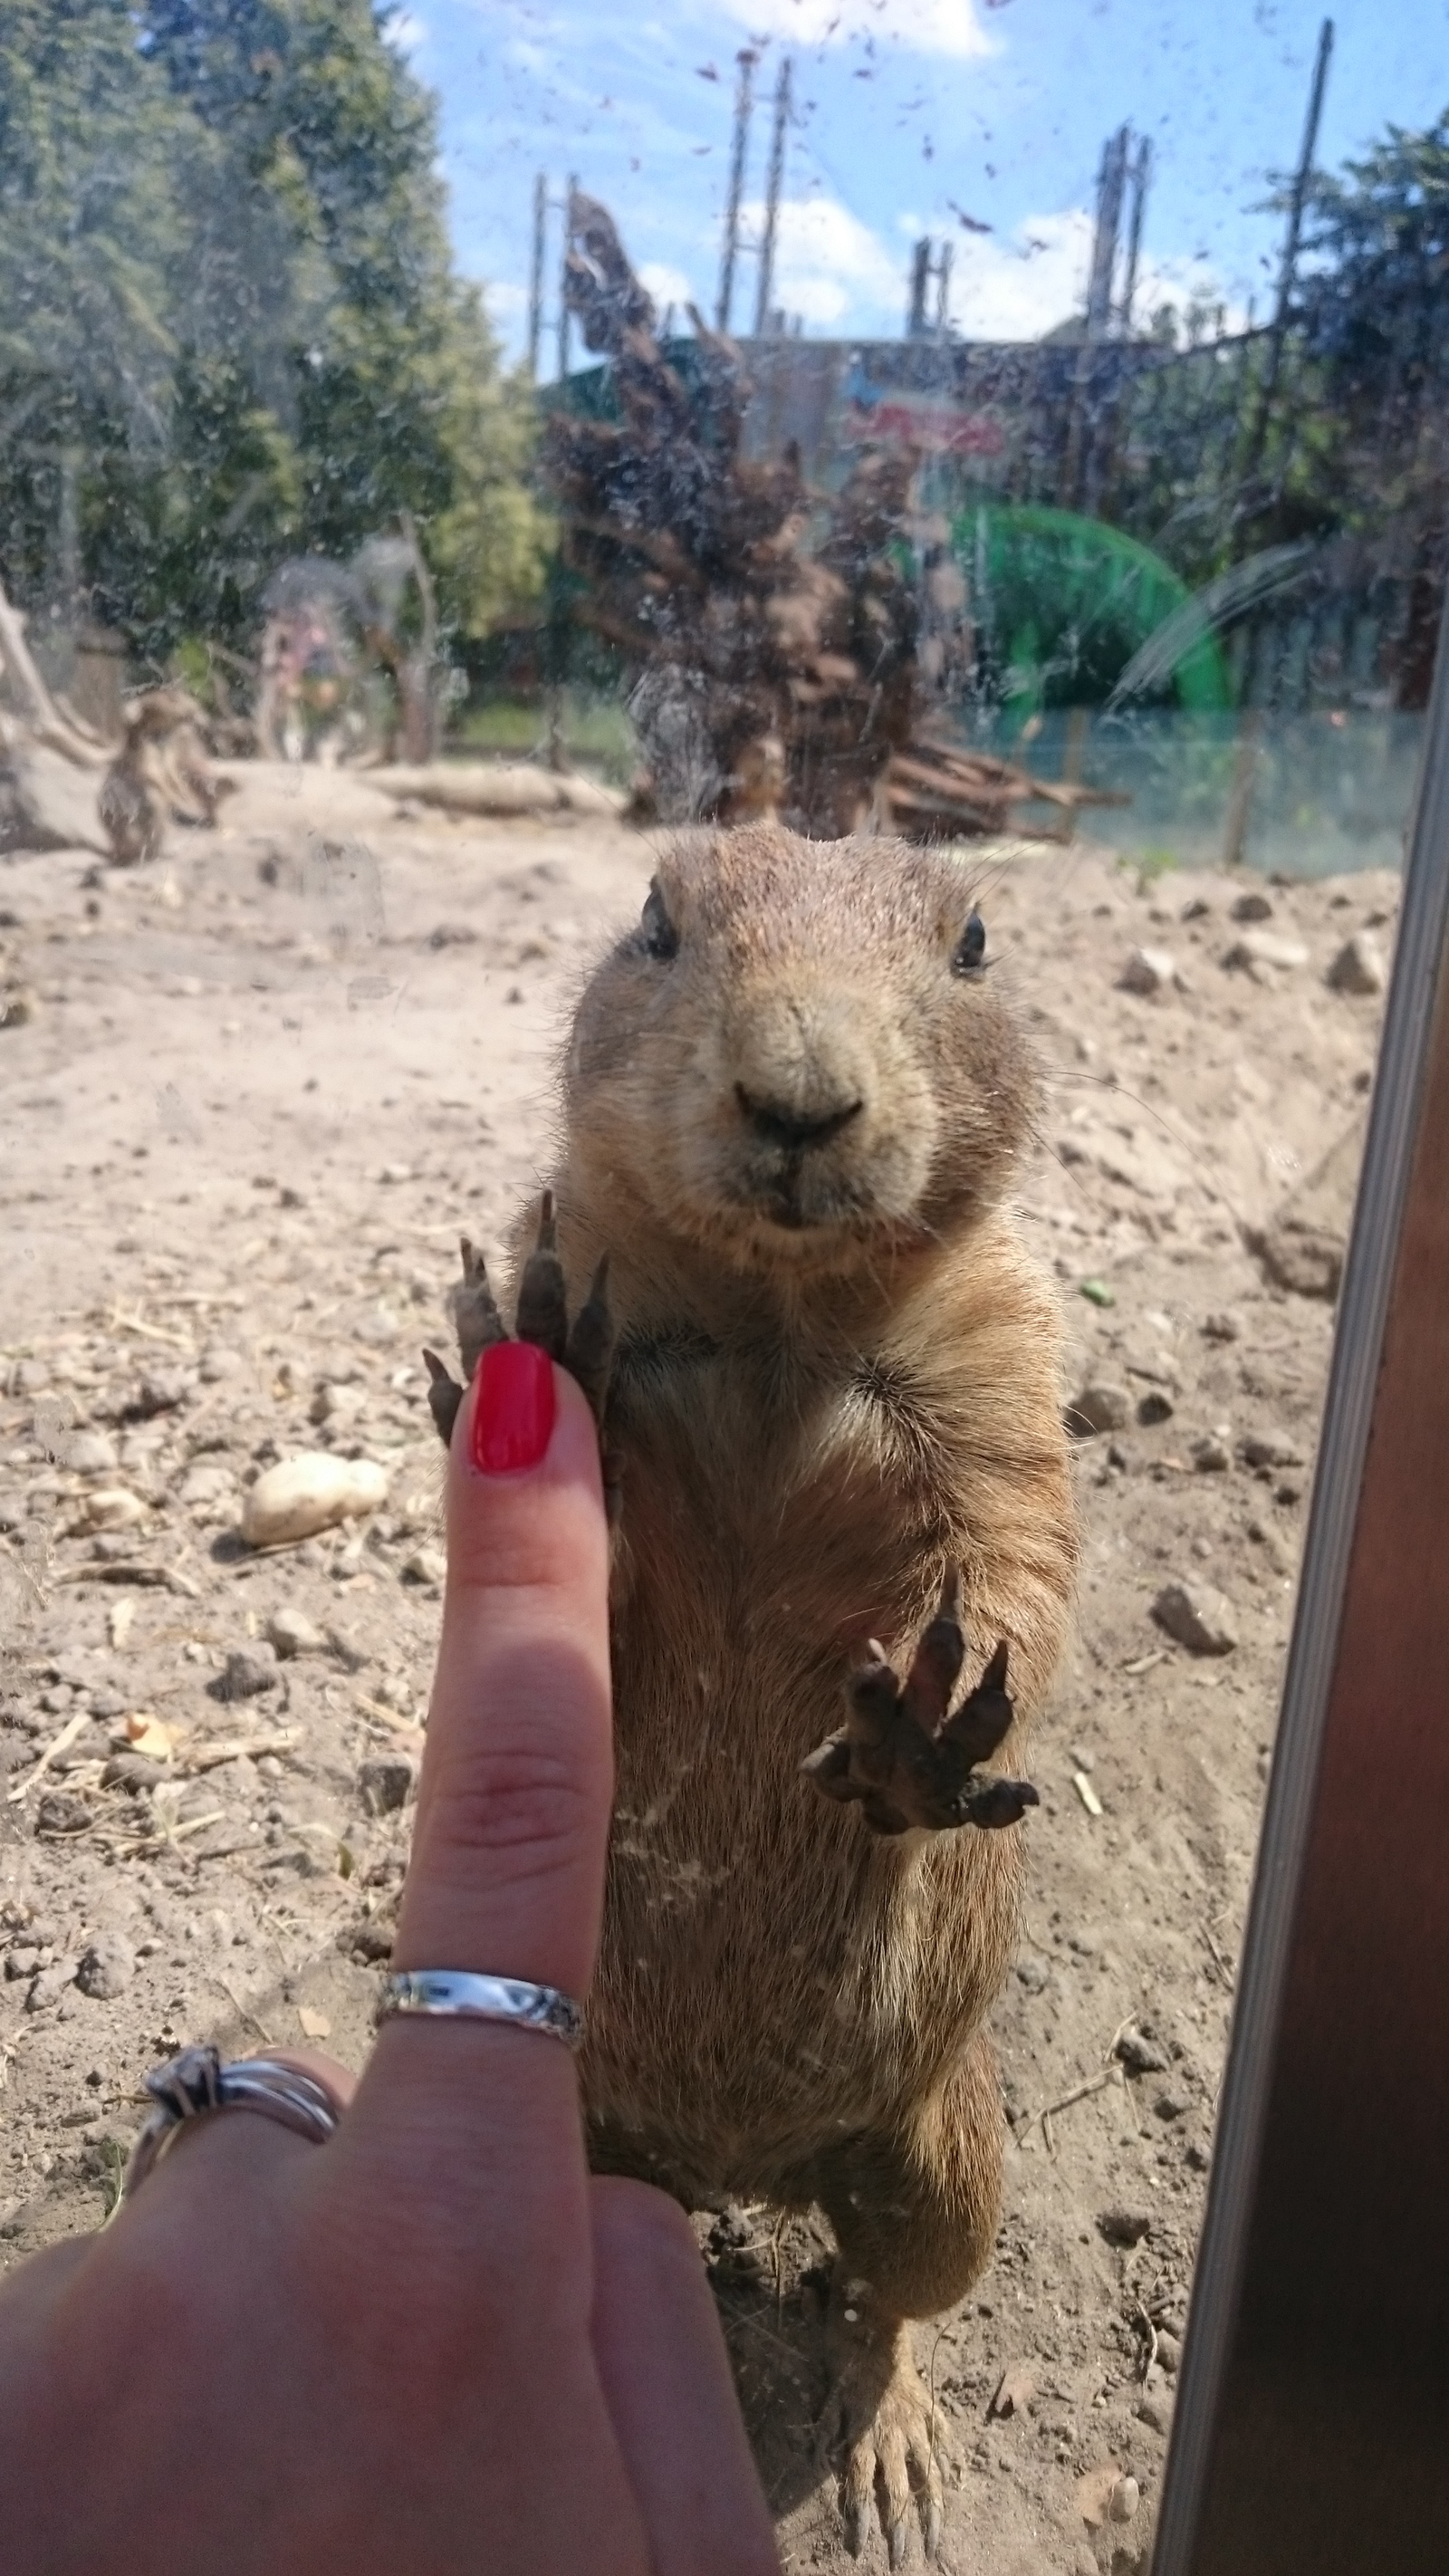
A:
[
  {"left": 240, "top": 1454, "right": 389, "bottom": 1549},
  {"left": 1224, "top": 928, "right": 1309, "bottom": 975}
]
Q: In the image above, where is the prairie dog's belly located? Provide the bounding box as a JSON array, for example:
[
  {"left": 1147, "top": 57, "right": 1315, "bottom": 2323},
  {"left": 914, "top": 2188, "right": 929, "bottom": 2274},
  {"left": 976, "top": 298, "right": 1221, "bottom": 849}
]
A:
[{"left": 582, "top": 1381, "right": 1022, "bottom": 2168}]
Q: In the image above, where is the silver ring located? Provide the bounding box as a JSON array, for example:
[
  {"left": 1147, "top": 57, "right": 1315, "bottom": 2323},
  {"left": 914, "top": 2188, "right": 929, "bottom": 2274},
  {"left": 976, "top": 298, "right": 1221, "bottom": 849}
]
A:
[
  {"left": 377, "top": 1970, "right": 583, "bottom": 2049},
  {"left": 122, "top": 2044, "right": 342, "bottom": 2200}
]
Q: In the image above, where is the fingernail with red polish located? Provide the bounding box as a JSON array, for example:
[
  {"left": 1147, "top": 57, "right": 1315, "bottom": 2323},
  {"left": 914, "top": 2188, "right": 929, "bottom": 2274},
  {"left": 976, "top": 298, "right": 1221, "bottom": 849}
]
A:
[{"left": 471, "top": 1342, "right": 556, "bottom": 1475}]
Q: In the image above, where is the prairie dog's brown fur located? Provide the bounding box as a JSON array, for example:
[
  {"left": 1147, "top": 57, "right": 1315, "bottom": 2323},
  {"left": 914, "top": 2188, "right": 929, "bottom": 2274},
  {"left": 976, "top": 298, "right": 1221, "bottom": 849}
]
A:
[{"left": 509, "top": 824, "right": 1077, "bottom": 2558}]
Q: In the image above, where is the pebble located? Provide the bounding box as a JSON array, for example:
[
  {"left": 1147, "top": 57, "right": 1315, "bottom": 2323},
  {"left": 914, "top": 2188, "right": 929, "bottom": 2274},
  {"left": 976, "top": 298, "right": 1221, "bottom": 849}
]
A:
[
  {"left": 265, "top": 1605, "right": 327, "bottom": 1659},
  {"left": 1070, "top": 1381, "right": 1132, "bottom": 1436},
  {"left": 1229, "top": 889, "right": 1273, "bottom": 923},
  {"left": 5, "top": 1948, "right": 41, "bottom": 1981},
  {"left": 77, "top": 1933, "right": 135, "bottom": 2000},
  {"left": 101, "top": 1753, "right": 167, "bottom": 1794},
  {"left": 402, "top": 1545, "right": 447, "bottom": 1587},
  {"left": 310, "top": 1380, "right": 367, "bottom": 1427},
  {"left": 65, "top": 1429, "right": 119, "bottom": 1476},
  {"left": 1190, "top": 1433, "right": 1232, "bottom": 1473},
  {"left": 1156, "top": 2330, "right": 1183, "bottom": 2375},
  {"left": 1224, "top": 928, "right": 1310, "bottom": 976},
  {"left": 1137, "top": 1389, "right": 1174, "bottom": 1426},
  {"left": 1154, "top": 2088, "right": 1192, "bottom": 2121},
  {"left": 1326, "top": 932, "right": 1387, "bottom": 996},
  {"left": 1109, "top": 2476, "right": 1141, "bottom": 2524},
  {"left": 1118, "top": 946, "right": 1179, "bottom": 998},
  {"left": 72, "top": 1486, "right": 148, "bottom": 1533},
  {"left": 137, "top": 1367, "right": 192, "bottom": 1415},
  {"left": 35, "top": 1791, "right": 92, "bottom": 1836},
  {"left": 1097, "top": 2206, "right": 1153, "bottom": 2247},
  {"left": 1115, "top": 2027, "right": 1169, "bottom": 2075},
  {"left": 1241, "top": 1427, "right": 1304, "bottom": 1469},
  {"left": 1152, "top": 1579, "right": 1238, "bottom": 1656},
  {"left": 241, "top": 1453, "right": 389, "bottom": 1548},
  {"left": 213, "top": 1648, "right": 280, "bottom": 1702},
  {"left": 178, "top": 1462, "right": 236, "bottom": 1509},
  {"left": 198, "top": 1344, "right": 243, "bottom": 1382},
  {"left": 358, "top": 1755, "right": 417, "bottom": 1814},
  {"left": 27, "top": 1958, "right": 80, "bottom": 2012},
  {"left": 1137, "top": 2391, "right": 1175, "bottom": 2437},
  {"left": 1202, "top": 1308, "right": 1241, "bottom": 1341}
]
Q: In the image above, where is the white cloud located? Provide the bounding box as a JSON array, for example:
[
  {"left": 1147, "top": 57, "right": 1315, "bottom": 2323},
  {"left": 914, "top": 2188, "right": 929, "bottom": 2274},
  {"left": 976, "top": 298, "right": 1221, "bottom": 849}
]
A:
[
  {"left": 752, "top": 195, "right": 904, "bottom": 330},
  {"left": 384, "top": 9, "right": 428, "bottom": 51},
  {"left": 948, "top": 210, "right": 1092, "bottom": 341},
  {"left": 484, "top": 280, "right": 529, "bottom": 325},
  {"left": 716, "top": 0, "right": 998, "bottom": 58},
  {"left": 639, "top": 261, "right": 696, "bottom": 312}
]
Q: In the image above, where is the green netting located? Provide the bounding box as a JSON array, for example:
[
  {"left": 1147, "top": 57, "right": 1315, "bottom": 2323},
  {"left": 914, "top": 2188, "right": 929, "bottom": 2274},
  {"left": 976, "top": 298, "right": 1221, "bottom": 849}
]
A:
[{"left": 953, "top": 503, "right": 1233, "bottom": 716}]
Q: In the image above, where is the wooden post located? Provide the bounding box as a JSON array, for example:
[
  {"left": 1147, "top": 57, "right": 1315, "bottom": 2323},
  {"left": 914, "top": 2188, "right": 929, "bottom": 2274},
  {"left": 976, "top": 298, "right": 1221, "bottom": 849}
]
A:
[{"left": 1222, "top": 706, "right": 1262, "bottom": 869}]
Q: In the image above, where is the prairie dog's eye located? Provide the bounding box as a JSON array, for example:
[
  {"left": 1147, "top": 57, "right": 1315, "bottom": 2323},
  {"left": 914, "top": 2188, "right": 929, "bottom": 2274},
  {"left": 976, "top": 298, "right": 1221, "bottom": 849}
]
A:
[
  {"left": 641, "top": 883, "right": 679, "bottom": 960},
  {"left": 952, "top": 910, "right": 986, "bottom": 976}
]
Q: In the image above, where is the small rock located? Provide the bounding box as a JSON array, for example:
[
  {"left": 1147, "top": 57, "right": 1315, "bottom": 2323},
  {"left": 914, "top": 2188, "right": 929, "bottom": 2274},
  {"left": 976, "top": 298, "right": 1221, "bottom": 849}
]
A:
[
  {"left": 1109, "top": 2476, "right": 1140, "bottom": 2524},
  {"left": 101, "top": 1753, "right": 166, "bottom": 1794},
  {"left": 27, "top": 1958, "right": 80, "bottom": 2012},
  {"left": 34, "top": 1791, "right": 93, "bottom": 1836},
  {"left": 309, "top": 1380, "right": 367, "bottom": 1427},
  {"left": 1098, "top": 2206, "right": 1153, "bottom": 2248},
  {"left": 1070, "top": 1381, "right": 1133, "bottom": 1436},
  {"left": 1241, "top": 1427, "right": 1304, "bottom": 1469},
  {"left": 1326, "top": 932, "right": 1387, "bottom": 996},
  {"left": 1118, "top": 946, "right": 1179, "bottom": 998},
  {"left": 1151, "top": 1579, "right": 1237, "bottom": 1656},
  {"left": 358, "top": 1755, "right": 417, "bottom": 1814},
  {"left": 77, "top": 1933, "right": 135, "bottom": 1999},
  {"left": 989, "top": 2362, "right": 1036, "bottom": 2418},
  {"left": 1190, "top": 1433, "right": 1232, "bottom": 1473},
  {"left": 265, "top": 1605, "right": 326, "bottom": 1660},
  {"left": 212, "top": 1648, "right": 280, "bottom": 1703},
  {"left": 137, "top": 1367, "right": 192, "bottom": 1415},
  {"left": 178, "top": 1462, "right": 236, "bottom": 1510},
  {"left": 4, "top": 1948, "right": 41, "bottom": 1981},
  {"left": 241, "top": 1454, "right": 389, "bottom": 1548},
  {"left": 72, "top": 1486, "right": 148, "bottom": 1533},
  {"left": 1202, "top": 1308, "right": 1241, "bottom": 1341},
  {"left": 1156, "top": 2331, "right": 1183, "bottom": 2375},
  {"left": 1114, "top": 2027, "right": 1169, "bottom": 2076},
  {"left": 1137, "top": 1389, "right": 1174, "bottom": 1427},
  {"left": 1154, "top": 2088, "right": 1192, "bottom": 2121},
  {"left": 198, "top": 1345, "right": 243, "bottom": 1382},
  {"left": 428, "top": 921, "right": 478, "bottom": 948},
  {"left": 1137, "top": 2391, "right": 1175, "bottom": 2437},
  {"left": 1229, "top": 889, "right": 1273, "bottom": 922},
  {"left": 65, "top": 1429, "right": 119, "bottom": 1476},
  {"left": 1015, "top": 1953, "right": 1051, "bottom": 1994},
  {"left": 1224, "top": 928, "right": 1310, "bottom": 976},
  {"left": 401, "top": 1545, "right": 447, "bottom": 1587}
]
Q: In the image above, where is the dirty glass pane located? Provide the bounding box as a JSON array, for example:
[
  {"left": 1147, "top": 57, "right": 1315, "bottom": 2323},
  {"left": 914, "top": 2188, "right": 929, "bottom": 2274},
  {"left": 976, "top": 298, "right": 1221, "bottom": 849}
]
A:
[{"left": 0, "top": 4, "right": 1438, "bottom": 2567}]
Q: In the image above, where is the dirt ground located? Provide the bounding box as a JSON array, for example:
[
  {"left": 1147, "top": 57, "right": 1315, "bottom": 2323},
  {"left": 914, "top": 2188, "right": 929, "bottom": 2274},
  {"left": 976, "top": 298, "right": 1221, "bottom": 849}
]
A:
[{"left": 0, "top": 764, "right": 1396, "bottom": 2572}]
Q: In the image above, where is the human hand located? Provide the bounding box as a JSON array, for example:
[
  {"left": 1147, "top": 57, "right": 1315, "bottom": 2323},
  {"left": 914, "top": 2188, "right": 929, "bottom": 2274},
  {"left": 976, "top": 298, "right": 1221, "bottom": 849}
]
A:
[{"left": 0, "top": 1350, "right": 779, "bottom": 2575}]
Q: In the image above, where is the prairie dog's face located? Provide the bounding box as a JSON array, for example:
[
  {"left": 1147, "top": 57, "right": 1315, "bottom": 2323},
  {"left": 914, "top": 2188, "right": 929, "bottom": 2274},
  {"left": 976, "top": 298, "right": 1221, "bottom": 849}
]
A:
[{"left": 566, "top": 826, "right": 1038, "bottom": 1279}]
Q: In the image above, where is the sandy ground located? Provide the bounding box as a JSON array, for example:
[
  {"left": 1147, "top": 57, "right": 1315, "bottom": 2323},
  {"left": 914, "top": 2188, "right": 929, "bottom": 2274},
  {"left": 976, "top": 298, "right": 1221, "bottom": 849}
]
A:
[{"left": 0, "top": 765, "right": 1396, "bottom": 2572}]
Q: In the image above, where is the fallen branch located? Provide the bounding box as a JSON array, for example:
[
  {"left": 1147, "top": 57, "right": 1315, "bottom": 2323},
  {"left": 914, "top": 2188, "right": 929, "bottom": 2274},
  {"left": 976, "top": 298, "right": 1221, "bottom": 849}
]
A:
[
  {"left": 0, "top": 577, "right": 107, "bottom": 768},
  {"left": 5, "top": 1707, "right": 89, "bottom": 1803}
]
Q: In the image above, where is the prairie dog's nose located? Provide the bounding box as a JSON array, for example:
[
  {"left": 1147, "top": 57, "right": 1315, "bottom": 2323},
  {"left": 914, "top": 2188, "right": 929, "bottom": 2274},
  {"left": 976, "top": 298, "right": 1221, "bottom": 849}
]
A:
[{"left": 735, "top": 1082, "right": 863, "bottom": 1154}]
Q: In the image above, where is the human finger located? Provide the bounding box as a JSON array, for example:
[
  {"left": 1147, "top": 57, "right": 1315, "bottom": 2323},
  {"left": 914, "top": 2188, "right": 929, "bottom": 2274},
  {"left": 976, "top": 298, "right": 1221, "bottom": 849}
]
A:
[
  {"left": 590, "top": 2179, "right": 782, "bottom": 2576},
  {"left": 350, "top": 1352, "right": 611, "bottom": 2170}
]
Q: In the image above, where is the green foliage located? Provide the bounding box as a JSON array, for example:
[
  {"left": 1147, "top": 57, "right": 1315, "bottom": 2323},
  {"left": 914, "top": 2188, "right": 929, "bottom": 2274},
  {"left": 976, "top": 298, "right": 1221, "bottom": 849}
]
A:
[{"left": 0, "top": 0, "right": 546, "bottom": 670}]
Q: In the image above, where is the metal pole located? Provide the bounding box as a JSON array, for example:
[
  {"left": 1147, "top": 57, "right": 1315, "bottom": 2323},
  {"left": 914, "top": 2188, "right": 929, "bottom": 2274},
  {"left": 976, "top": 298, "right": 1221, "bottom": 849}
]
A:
[
  {"left": 1241, "top": 17, "right": 1334, "bottom": 487},
  {"left": 557, "top": 174, "right": 577, "bottom": 381},
  {"left": 753, "top": 55, "right": 791, "bottom": 339},
  {"left": 528, "top": 172, "right": 546, "bottom": 378},
  {"left": 907, "top": 239, "right": 930, "bottom": 339},
  {"left": 1118, "top": 134, "right": 1153, "bottom": 335},
  {"left": 936, "top": 239, "right": 953, "bottom": 339},
  {"left": 716, "top": 48, "right": 756, "bottom": 333},
  {"left": 1085, "top": 126, "right": 1129, "bottom": 340}
]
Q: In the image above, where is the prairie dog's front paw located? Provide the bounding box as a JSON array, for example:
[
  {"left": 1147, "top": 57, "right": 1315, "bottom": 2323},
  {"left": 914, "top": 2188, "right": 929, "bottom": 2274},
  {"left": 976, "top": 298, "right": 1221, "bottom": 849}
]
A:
[
  {"left": 801, "top": 1572, "right": 1037, "bottom": 1837},
  {"left": 423, "top": 1191, "right": 616, "bottom": 1473}
]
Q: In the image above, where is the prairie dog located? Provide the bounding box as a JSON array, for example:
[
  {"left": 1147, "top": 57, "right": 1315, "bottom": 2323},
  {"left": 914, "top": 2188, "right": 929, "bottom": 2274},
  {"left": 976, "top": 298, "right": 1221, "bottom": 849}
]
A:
[{"left": 493, "top": 824, "right": 1077, "bottom": 2560}]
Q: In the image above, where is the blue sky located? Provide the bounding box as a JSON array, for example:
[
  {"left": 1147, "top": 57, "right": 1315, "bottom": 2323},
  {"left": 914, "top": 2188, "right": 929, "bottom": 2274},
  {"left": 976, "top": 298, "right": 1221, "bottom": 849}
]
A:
[{"left": 390, "top": 1, "right": 1449, "bottom": 364}]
